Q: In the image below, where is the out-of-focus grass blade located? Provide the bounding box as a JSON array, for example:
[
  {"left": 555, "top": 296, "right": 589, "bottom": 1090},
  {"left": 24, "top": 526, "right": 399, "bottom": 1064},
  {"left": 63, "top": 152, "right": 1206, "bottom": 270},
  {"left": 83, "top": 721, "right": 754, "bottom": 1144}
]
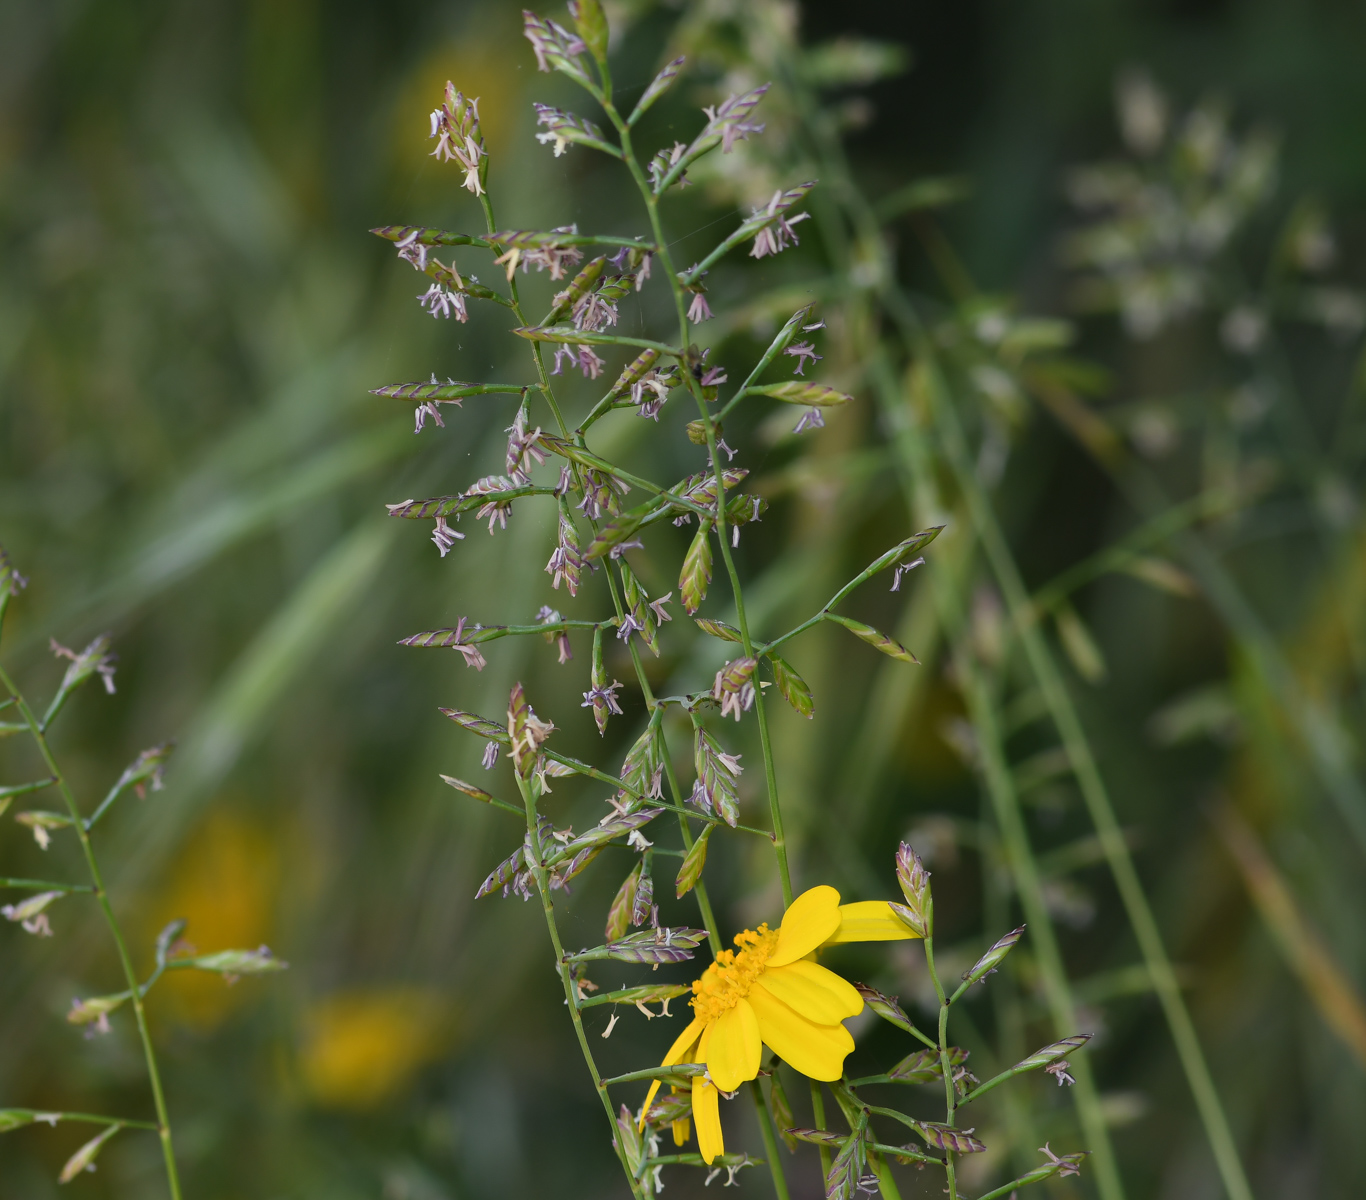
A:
[
  {"left": 36, "top": 424, "right": 414, "bottom": 640},
  {"left": 112, "top": 519, "right": 396, "bottom": 872},
  {"left": 1212, "top": 800, "right": 1366, "bottom": 1069}
]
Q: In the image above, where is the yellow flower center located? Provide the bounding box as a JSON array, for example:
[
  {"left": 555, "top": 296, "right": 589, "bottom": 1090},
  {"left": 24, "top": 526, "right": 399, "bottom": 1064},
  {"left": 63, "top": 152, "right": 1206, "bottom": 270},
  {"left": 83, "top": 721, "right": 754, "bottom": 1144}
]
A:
[{"left": 690, "top": 924, "right": 780, "bottom": 1023}]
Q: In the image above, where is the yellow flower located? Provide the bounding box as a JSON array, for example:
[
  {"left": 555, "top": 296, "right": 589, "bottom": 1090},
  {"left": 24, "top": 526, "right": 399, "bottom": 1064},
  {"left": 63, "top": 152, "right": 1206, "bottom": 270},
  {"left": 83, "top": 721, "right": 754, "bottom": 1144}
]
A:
[{"left": 641, "top": 885, "right": 917, "bottom": 1163}]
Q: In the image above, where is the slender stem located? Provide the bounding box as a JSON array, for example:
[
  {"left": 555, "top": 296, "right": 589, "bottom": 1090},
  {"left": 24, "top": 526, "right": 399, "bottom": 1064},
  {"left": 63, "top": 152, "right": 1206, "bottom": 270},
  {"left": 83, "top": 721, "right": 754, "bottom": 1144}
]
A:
[
  {"left": 925, "top": 369, "right": 1253, "bottom": 1200},
  {"left": 939, "top": 1001, "right": 959, "bottom": 1200},
  {"left": 611, "top": 578, "right": 724, "bottom": 953},
  {"left": 0, "top": 775, "right": 56, "bottom": 800},
  {"left": 1, "top": 877, "right": 92, "bottom": 892},
  {"left": 856, "top": 319, "right": 1127, "bottom": 1190},
  {"left": 480, "top": 157, "right": 643, "bottom": 1197},
  {"left": 922, "top": 939, "right": 957, "bottom": 1200},
  {"left": 869, "top": 1151, "right": 905, "bottom": 1200},
  {"left": 794, "top": 50, "right": 1245, "bottom": 1184},
  {"left": 602, "top": 1064, "right": 705, "bottom": 1087},
  {"left": 750, "top": 1078, "right": 793, "bottom": 1200},
  {"left": 606, "top": 99, "right": 793, "bottom": 906},
  {"left": 598, "top": 92, "right": 796, "bottom": 1200},
  {"left": 959, "top": 662, "right": 1125, "bottom": 1194},
  {"left": 514, "top": 766, "right": 647, "bottom": 1200},
  {"left": 715, "top": 309, "right": 813, "bottom": 422},
  {"left": 0, "top": 665, "right": 182, "bottom": 1200},
  {"left": 757, "top": 542, "right": 923, "bottom": 659},
  {"left": 809, "top": 1080, "right": 833, "bottom": 1179}
]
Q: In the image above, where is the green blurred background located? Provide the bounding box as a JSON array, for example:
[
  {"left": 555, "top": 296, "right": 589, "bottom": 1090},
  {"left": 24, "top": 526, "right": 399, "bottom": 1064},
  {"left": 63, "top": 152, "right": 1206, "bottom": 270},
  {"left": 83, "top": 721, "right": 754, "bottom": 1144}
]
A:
[{"left": 3, "top": 0, "right": 1366, "bottom": 1197}]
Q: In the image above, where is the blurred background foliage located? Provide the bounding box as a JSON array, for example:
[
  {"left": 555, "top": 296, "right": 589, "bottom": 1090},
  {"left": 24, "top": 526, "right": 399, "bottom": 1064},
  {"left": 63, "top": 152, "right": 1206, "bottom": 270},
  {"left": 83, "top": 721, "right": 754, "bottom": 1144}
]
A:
[{"left": 3, "top": 0, "right": 1366, "bottom": 1197}]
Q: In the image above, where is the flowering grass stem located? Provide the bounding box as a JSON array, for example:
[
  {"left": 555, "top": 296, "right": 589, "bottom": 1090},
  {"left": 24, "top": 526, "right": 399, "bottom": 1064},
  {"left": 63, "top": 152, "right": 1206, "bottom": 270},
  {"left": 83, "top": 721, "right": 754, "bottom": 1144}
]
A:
[
  {"left": 610, "top": 600, "right": 725, "bottom": 952},
  {"left": 921, "top": 939, "right": 959, "bottom": 1200},
  {"left": 0, "top": 662, "right": 183, "bottom": 1200},
  {"left": 377, "top": 18, "right": 1114, "bottom": 1196},
  {"left": 607, "top": 102, "right": 794, "bottom": 910},
  {"left": 596, "top": 84, "right": 798, "bottom": 1198},
  {"left": 514, "top": 765, "right": 648, "bottom": 1200}
]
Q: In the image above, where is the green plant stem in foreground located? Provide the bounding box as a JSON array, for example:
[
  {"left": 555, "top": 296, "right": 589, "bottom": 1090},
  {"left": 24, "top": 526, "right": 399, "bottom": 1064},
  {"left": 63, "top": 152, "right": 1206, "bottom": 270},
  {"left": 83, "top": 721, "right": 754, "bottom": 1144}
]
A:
[
  {"left": 601, "top": 96, "right": 795, "bottom": 910},
  {"left": 750, "top": 1078, "right": 793, "bottom": 1200},
  {"left": 804, "top": 1078, "right": 834, "bottom": 1181},
  {"left": 0, "top": 663, "right": 183, "bottom": 1200},
  {"left": 922, "top": 938, "right": 960, "bottom": 1200},
  {"left": 600, "top": 73, "right": 798, "bottom": 1200},
  {"left": 515, "top": 768, "right": 648, "bottom": 1200}
]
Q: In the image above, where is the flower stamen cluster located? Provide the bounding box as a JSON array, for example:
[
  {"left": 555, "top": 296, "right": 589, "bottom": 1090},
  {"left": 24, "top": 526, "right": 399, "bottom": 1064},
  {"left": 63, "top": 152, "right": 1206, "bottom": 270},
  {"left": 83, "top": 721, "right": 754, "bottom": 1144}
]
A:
[
  {"left": 689, "top": 925, "right": 779, "bottom": 1022},
  {"left": 429, "top": 84, "right": 486, "bottom": 195}
]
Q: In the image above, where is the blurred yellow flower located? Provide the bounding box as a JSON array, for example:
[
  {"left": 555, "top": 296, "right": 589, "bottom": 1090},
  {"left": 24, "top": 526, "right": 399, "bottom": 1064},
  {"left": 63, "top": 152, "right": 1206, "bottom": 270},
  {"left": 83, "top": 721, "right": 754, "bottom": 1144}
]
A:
[
  {"left": 300, "top": 986, "right": 451, "bottom": 1110},
  {"left": 642, "top": 885, "right": 916, "bottom": 1162},
  {"left": 147, "top": 812, "right": 278, "bottom": 1030}
]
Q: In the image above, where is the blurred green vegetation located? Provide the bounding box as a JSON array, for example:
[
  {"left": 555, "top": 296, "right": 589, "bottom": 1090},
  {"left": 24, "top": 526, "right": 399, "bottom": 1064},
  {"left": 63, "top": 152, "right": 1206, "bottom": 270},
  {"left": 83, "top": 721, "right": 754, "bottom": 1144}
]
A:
[{"left": 3, "top": 0, "right": 1366, "bottom": 1198}]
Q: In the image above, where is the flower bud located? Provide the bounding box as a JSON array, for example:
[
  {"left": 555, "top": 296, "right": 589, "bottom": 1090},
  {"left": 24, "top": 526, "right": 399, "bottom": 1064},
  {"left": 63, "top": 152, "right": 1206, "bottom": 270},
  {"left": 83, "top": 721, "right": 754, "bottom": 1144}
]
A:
[
  {"left": 893, "top": 841, "right": 932, "bottom": 937},
  {"left": 961, "top": 925, "right": 1025, "bottom": 988}
]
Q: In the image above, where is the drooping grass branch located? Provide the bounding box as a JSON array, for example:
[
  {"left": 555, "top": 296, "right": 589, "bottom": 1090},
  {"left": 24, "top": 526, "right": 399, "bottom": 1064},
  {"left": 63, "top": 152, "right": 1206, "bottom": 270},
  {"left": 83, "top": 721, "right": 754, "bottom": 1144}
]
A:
[{"left": 0, "top": 548, "right": 286, "bottom": 1194}]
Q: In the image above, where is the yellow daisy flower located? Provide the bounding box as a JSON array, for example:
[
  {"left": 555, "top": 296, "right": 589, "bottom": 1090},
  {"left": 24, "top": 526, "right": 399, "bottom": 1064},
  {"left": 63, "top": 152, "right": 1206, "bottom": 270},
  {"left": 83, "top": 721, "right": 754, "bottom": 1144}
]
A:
[{"left": 641, "top": 884, "right": 917, "bottom": 1163}]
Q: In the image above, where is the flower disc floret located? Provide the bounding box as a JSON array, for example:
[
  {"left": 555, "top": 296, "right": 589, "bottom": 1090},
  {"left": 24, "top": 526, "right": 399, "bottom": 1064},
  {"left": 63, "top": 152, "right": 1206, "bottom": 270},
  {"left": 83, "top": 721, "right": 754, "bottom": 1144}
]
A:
[{"left": 690, "top": 925, "right": 779, "bottom": 1023}]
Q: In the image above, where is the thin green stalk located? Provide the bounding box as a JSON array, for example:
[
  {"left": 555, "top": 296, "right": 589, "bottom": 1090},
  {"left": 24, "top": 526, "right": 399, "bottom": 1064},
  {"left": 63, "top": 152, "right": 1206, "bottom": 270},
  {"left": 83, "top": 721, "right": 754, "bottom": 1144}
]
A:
[
  {"left": 600, "top": 86, "right": 797, "bottom": 1200},
  {"left": 0, "top": 664, "right": 182, "bottom": 1200},
  {"left": 610, "top": 581, "right": 724, "bottom": 955},
  {"left": 810, "top": 1080, "right": 833, "bottom": 1179},
  {"left": 960, "top": 663, "right": 1125, "bottom": 1197},
  {"left": 750, "top": 1078, "right": 794, "bottom": 1200},
  {"left": 922, "top": 939, "right": 958, "bottom": 1200},
  {"left": 781, "top": 67, "right": 1141, "bottom": 1191},
  {"left": 479, "top": 156, "right": 646, "bottom": 1200},
  {"left": 925, "top": 369, "right": 1255, "bottom": 1200},
  {"left": 800, "top": 55, "right": 1249, "bottom": 1177},
  {"left": 607, "top": 103, "right": 793, "bottom": 907},
  {"left": 869, "top": 1150, "right": 905, "bottom": 1200},
  {"left": 0, "top": 877, "right": 92, "bottom": 892},
  {"left": 862, "top": 350, "right": 1123, "bottom": 1191},
  {"left": 980, "top": 801, "right": 1045, "bottom": 1178},
  {"left": 514, "top": 766, "right": 647, "bottom": 1200}
]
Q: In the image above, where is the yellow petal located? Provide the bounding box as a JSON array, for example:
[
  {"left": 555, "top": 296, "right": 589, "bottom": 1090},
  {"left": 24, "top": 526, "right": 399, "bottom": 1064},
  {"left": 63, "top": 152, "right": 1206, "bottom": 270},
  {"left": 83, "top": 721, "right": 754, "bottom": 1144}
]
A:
[
  {"left": 768, "top": 885, "right": 842, "bottom": 967},
  {"left": 693, "top": 1076, "right": 724, "bottom": 1164},
  {"left": 748, "top": 982, "right": 854, "bottom": 1080},
  {"left": 639, "top": 1015, "right": 705, "bottom": 1131},
  {"left": 672, "top": 1117, "right": 690, "bottom": 1146},
  {"left": 823, "top": 899, "right": 920, "bottom": 944},
  {"left": 759, "top": 961, "right": 863, "bottom": 1024},
  {"left": 705, "top": 998, "right": 761, "bottom": 1092}
]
